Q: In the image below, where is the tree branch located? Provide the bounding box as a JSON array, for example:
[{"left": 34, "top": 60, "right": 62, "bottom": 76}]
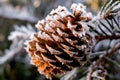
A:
[
  {"left": 87, "top": 43, "right": 120, "bottom": 80},
  {"left": 105, "top": 57, "right": 120, "bottom": 68},
  {"left": 0, "top": 46, "right": 23, "bottom": 64},
  {"left": 95, "top": 35, "right": 120, "bottom": 41}
]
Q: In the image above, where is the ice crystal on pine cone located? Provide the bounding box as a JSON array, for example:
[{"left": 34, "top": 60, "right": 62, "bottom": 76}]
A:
[{"left": 25, "top": 3, "right": 94, "bottom": 79}]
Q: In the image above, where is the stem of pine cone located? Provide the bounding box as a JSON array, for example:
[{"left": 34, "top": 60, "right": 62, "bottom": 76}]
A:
[
  {"left": 95, "top": 35, "right": 120, "bottom": 41},
  {"left": 87, "top": 43, "right": 120, "bottom": 80}
]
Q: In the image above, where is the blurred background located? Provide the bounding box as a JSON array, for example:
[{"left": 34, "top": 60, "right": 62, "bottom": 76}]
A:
[{"left": 0, "top": 0, "right": 118, "bottom": 80}]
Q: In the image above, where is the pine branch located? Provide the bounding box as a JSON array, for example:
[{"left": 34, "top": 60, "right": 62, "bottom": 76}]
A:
[
  {"left": 105, "top": 57, "right": 120, "bottom": 68},
  {"left": 94, "top": 0, "right": 120, "bottom": 21},
  {"left": 87, "top": 43, "right": 120, "bottom": 80},
  {"left": 95, "top": 34, "right": 120, "bottom": 41},
  {"left": 90, "top": 0, "right": 120, "bottom": 40},
  {"left": 0, "top": 25, "right": 35, "bottom": 64},
  {"left": 95, "top": 44, "right": 120, "bottom": 65},
  {"left": 0, "top": 46, "right": 23, "bottom": 64}
]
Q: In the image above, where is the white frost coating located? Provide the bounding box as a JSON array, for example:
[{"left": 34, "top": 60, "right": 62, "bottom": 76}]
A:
[
  {"left": 8, "top": 31, "right": 25, "bottom": 40},
  {"left": 38, "top": 31, "right": 53, "bottom": 41},
  {"left": 91, "top": 69, "right": 106, "bottom": 80},
  {"left": 8, "top": 24, "right": 35, "bottom": 42},
  {"left": 37, "top": 31, "right": 43, "bottom": 38},
  {"left": 73, "top": 29, "right": 86, "bottom": 38},
  {"left": 36, "top": 43, "right": 47, "bottom": 53},
  {"left": 24, "top": 42, "right": 30, "bottom": 52},
  {"left": 67, "top": 20, "right": 76, "bottom": 29},
  {"left": 86, "top": 12, "right": 93, "bottom": 18},
  {"left": 61, "top": 68, "right": 78, "bottom": 80},
  {"left": 51, "top": 34, "right": 63, "bottom": 42},
  {"left": 72, "top": 30, "right": 80, "bottom": 37},
  {"left": 65, "top": 38, "right": 77, "bottom": 45},
  {"left": 45, "top": 15, "right": 52, "bottom": 21},
  {"left": 49, "top": 21, "right": 56, "bottom": 28},
  {"left": 81, "top": 45, "right": 87, "bottom": 49},
  {"left": 91, "top": 70, "right": 99, "bottom": 77},
  {"left": 61, "top": 44, "right": 74, "bottom": 50},
  {"left": 51, "top": 6, "right": 71, "bottom": 17},
  {"left": 46, "top": 6, "right": 72, "bottom": 21},
  {"left": 30, "top": 33, "right": 35, "bottom": 40},
  {"left": 71, "top": 3, "right": 86, "bottom": 13},
  {"left": 71, "top": 3, "right": 92, "bottom": 18},
  {"left": 0, "top": 24, "right": 35, "bottom": 64},
  {"left": 35, "top": 20, "right": 45, "bottom": 30},
  {"left": 45, "top": 44, "right": 62, "bottom": 55},
  {"left": 107, "top": 1, "right": 119, "bottom": 12},
  {"left": 30, "top": 60, "right": 35, "bottom": 65},
  {"left": 93, "top": 0, "right": 120, "bottom": 21},
  {"left": 57, "top": 28, "right": 68, "bottom": 37},
  {"left": 46, "top": 13, "right": 60, "bottom": 21},
  {"left": 24, "top": 40, "right": 34, "bottom": 52},
  {"left": 112, "top": 2, "right": 120, "bottom": 11},
  {"left": 67, "top": 20, "right": 87, "bottom": 38},
  {"left": 80, "top": 22, "right": 89, "bottom": 30},
  {"left": 44, "top": 23, "right": 54, "bottom": 32}
]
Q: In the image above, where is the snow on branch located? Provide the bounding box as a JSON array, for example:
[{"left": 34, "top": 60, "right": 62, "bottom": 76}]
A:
[
  {"left": 87, "top": 42, "right": 120, "bottom": 80},
  {"left": 0, "top": 24, "right": 36, "bottom": 64}
]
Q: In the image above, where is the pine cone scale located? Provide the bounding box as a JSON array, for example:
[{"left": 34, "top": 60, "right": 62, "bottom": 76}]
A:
[
  {"left": 49, "top": 62, "right": 70, "bottom": 70},
  {"left": 41, "top": 53, "right": 57, "bottom": 62},
  {"left": 55, "top": 55, "right": 73, "bottom": 64}
]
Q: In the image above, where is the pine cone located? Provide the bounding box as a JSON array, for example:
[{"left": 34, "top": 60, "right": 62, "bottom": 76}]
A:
[{"left": 25, "top": 3, "right": 93, "bottom": 79}]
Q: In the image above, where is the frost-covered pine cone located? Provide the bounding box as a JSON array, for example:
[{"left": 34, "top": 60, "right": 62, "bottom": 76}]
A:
[{"left": 25, "top": 3, "right": 93, "bottom": 79}]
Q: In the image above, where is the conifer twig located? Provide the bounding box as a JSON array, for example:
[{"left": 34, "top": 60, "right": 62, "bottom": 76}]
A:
[
  {"left": 95, "top": 35, "right": 120, "bottom": 41},
  {"left": 87, "top": 43, "right": 120, "bottom": 80},
  {"left": 105, "top": 57, "right": 120, "bottom": 68}
]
